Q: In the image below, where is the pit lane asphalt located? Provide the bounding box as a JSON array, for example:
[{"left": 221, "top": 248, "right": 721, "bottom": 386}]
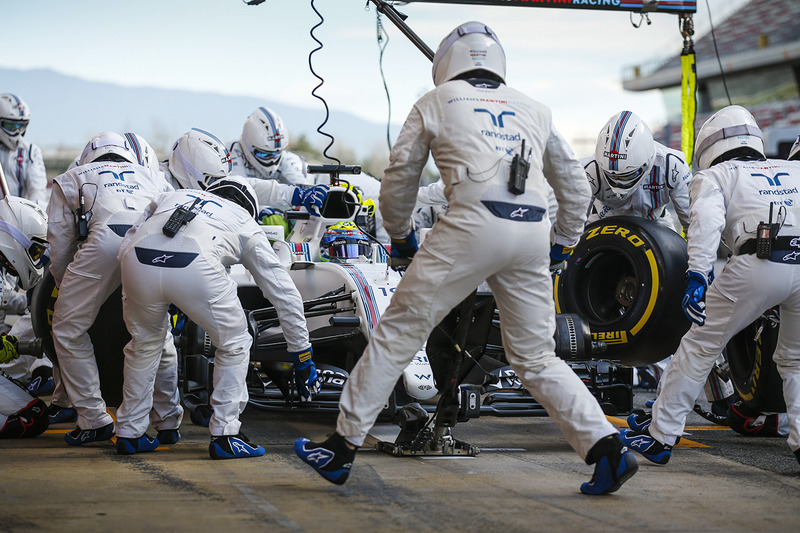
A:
[{"left": 2, "top": 390, "right": 798, "bottom": 533}]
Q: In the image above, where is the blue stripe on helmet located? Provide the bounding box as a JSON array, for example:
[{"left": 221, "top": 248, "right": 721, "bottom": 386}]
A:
[
  {"left": 609, "top": 111, "right": 632, "bottom": 172},
  {"left": 124, "top": 133, "right": 143, "bottom": 165},
  {"left": 258, "top": 107, "right": 282, "bottom": 149},
  {"left": 8, "top": 94, "right": 23, "bottom": 118},
  {"left": 191, "top": 127, "right": 232, "bottom": 172}
]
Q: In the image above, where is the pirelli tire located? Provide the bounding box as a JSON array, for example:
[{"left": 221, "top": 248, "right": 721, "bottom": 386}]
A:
[
  {"left": 725, "top": 312, "right": 785, "bottom": 412},
  {"left": 554, "top": 216, "right": 691, "bottom": 367},
  {"left": 29, "top": 269, "right": 128, "bottom": 407}
]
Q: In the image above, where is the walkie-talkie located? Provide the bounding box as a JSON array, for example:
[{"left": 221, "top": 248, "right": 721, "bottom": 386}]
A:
[
  {"left": 508, "top": 139, "right": 532, "bottom": 196},
  {"left": 756, "top": 202, "right": 779, "bottom": 259},
  {"left": 76, "top": 187, "right": 89, "bottom": 242},
  {"left": 163, "top": 198, "right": 200, "bottom": 238}
]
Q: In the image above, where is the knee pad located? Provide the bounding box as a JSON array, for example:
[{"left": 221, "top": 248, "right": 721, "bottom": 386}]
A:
[
  {"left": 727, "top": 397, "right": 782, "bottom": 438},
  {"left": 0, "top": 398, "right": 49, "bottom": 438}
]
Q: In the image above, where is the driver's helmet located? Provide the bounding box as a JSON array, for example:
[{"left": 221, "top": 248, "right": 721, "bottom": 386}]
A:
[{"left": 320, "top": 221, "right": 371, "bottom": 261}]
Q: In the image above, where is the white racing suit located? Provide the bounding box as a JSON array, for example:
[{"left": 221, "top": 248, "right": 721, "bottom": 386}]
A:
[
  {"left": 228, "top": 141, "right": 312, "bottom": 186},
  {"left": 116, "top": 189, "right": 311, "bottom": 437},
  {"left": 158, "top": 161, "right": 297, "bottom": 214},
  {"left": 582, "top": 142, "right": 692, "bottom": 233},
  {"left": 0, "top": 140, "right": 48, "bottom": 205},
  {"left": 335, "top": 78, "right": 618, "bottom": 459},
  {"left": 47, "top": 161, "right": 178, "bottom": 431},
  {"left": 650, "top": 158, "right": 800, "bottom": 453}
]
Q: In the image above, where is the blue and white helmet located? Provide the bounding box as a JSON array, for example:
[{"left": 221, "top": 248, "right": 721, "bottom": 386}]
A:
[
  {"left": 78, "top": 131, "right": 136, "bottom": 166},
  {"left": 0, "top": 196, "right": 48, "bottom": 290},
  {"left": 169, "top": 128, "right": 232, "bottom": 190},
  {"left": 432, "top": 21, "right": 506, "bottom": 87},
  {"left": 124, "top": 132, "right": 161, "bottom": 176},
  {"left": 0, "top": 93, "right": 31, "bottom": 150},
  {"left": 595, "top": 111, "right": 655, "bottom": 200},
  {"left": 241, "top": 107, "right": 287, "bottom": 178},
  {"left": 694, "top": 105, "right": 764, "bottom": 170}
]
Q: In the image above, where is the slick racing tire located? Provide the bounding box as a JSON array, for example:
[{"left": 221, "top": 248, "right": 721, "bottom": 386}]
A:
[
  {"left": 30, "top": 269, "right": 128, "bottom": 407},
  {"left": 554, "top": 216, "right": 691, "bottom": 366},
  {"left": 725, "top": 311, "right": 785, "bottom": 412}
]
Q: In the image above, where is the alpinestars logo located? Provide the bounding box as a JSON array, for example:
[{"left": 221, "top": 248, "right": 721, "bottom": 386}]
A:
[
  {"left": 628, "top": 436, "right": 653, "bottom": 449},
  {"left": 231, "top": 439, "right": 251, "bottom": 454},
  {"left": 152, "top": 254, "right": 174, "bottom": 264},
  {"left": 305, "top": 449, "right": 333, "bottom": 466},
  {"left": 510, "top": 207, "right": 529, "bottom": 218}
]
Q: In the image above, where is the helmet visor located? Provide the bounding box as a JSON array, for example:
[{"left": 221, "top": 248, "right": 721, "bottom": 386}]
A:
[
  {"left": 323, "top": 237, "right": 371, "bottom": 259},
  {"left": 1, "top": 119, "right": 28, "bottom": 136},
  {"left": 253, "top": 149, "right": 281, "bottom": 166},
  {"left": 603, "top": 164, "right": 648, "bottom": 190}
]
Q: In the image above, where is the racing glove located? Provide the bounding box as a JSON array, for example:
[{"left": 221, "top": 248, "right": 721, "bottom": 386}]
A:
[
  {"left": 291, "top": 185, "right": 329, "bottom": 216},
  {"left": 258, "top": 207, "right": 291, "bottom": 237},
  {"left": 389, "top": 230, "right": 419, "bottom": 271},
  {"left": 682, "top": 270, "right": 708, "bottom": 326},
  {"left": 290, "top": 347, "right": 321, "bottom": 401},
  {"left": 549, "top": 244, "right": 574, "bottom": 268},
  {"left": 0, "top": 335, "right": 19, "bottom": 364}
]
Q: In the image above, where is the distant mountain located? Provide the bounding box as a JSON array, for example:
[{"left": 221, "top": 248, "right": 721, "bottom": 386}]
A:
[{"left": 2, "top": 67, "right": 399, "bottom": 162}]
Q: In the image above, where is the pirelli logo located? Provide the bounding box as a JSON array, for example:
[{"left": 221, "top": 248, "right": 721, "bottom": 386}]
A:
[{"left": 593, "top": 330, "right": 628, "bottom": 345}]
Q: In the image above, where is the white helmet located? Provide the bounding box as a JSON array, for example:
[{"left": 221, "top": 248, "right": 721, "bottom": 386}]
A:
[
  {"left": 0, "top": 196, "right": 48, "bottom": 290},
  {"left": 0, "top": 93, "right": 31, "bottom": 150},
  {"left": 694, "top": 105, "right": 765, "bottom": 170},
  {"left": 78, "top": 131, "right": 136, "bottom": 165},
  {"left": 205, "top": 176, "right": 258, "bottom": 219},
  {"left": 169, "top": 128, "right": 232, "bottom": 190},
  {"left": 787, "top": 135, "right": 800, "bottom": 162},
  {"left": 432, "top": 21, "right": 506, "bottom": 87},
  {"left": 595, "top": 111, "right": 656, "bottom": 200},
  {"left": 123, "top": 132, "right": 160, "bottom": 176},
  {"left": 241, "top": 107, "right": 288, "bottom": 177}
]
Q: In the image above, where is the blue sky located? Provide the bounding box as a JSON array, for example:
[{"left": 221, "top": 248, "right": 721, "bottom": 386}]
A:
[{"left": 7, "top": 0, "right": 748, "bottom": 153}]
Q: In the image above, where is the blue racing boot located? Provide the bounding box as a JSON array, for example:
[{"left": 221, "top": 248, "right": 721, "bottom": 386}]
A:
[
  {"left": 190, "top": 404, "right": 212, "bottom": 427},
  {"left": 48, "top": 404, "right": 77, "bottom": 424},
  {"left": 26, "top": 373, "right": 54, "bottom": 397},
  {"left": 117, "top": 434, "right": 160, "bottom": 455},
  {"left": 294, "top": 432, "right": 357, "bottom": 485},
  {"left": 209, "top": 433, "right": 265, "bottom": 459},
  {"left": 64, "top": 422, "right": 115, "bottom": 445},
  {"left": 156, "top": 429, "right": 181, "bottom": 444},
  {"left": 627, "top": 409, "right": 652, "bottom": 432},
  {"left": 619, "top": 428, "right": 673, "bottom": 465},
  {"left": 581, "top": 434, "right": 638, "bottom": 495}
]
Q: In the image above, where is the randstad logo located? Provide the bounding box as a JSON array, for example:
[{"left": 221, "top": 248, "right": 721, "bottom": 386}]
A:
[
  {"left": 474, "top": 109, "right": 515, "bottom": 128},
  {"left": 99, "top": 170, "right": 135, "bottom": 181}
]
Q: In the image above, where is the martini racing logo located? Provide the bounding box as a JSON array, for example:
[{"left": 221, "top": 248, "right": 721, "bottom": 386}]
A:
[
  {"left": 604, "top": 150, "right": 626, "bottom": 160},
  {"left": 642, "top": 183, "right": 664, "bottom": 191}
]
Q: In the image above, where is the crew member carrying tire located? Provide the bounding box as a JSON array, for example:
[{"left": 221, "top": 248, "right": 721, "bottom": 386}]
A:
[{"left": 621, "top": 105, "right": 800, "bottom": 467}]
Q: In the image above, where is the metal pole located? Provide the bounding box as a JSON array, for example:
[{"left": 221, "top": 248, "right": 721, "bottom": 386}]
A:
[{"left": 369, "top": 0, "right": 434, "bottom": 61}]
